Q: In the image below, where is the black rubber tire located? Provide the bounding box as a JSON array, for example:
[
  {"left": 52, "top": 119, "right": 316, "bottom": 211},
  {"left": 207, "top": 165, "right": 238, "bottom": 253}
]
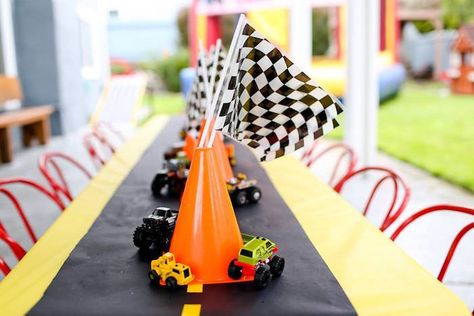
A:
[
  {"left": 234, "top": 190, "right": 247, "bottom": 206},
  {"left": 248, "top": 187, "right": 262, "bottom": 203},
  {"left": 162, "top": 237, "right": 171, "bottom": 252},
  {"left": 133, "top": 225, "right": 152, "bottom": 249},
  {"left": 254, "top": 264, "right": 271, "bottom": 289},
  {"left": 165, "top": 277, "right": 178, "bottom": 290},
  {"left": 151, "top": 174, "right": 167, "bottom": 197},
  {"left": 174, "top": 179, "right": 186, "bottom": 196},
  {"left": 164, "top": 152, "right": 174, "bottom": 160},
  {"left": 148, "top": 270, "right": 160, "bottom": 286},
  {"left": 270, "top": 255, "right": 285, "bottom": 277},
  {"left": 228, "top": 259, "right": 243, "bottom": 280}
]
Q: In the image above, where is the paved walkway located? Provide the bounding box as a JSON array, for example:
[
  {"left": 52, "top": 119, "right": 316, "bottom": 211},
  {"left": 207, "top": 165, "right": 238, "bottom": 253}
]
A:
[{"left": 1, "top": 135, "right": 473, "bottom": 310}]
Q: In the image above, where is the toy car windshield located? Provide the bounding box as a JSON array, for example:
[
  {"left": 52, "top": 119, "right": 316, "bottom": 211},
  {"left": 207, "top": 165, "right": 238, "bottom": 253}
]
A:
[
  {"left": 183, "top": 268, "right": 190, "bottom": 278},
  {"left": 240, "top": 249, "right": 252, "bottom": 257},
  {"left": 153, "top": 208, "right": 169, "bottom": 217}
]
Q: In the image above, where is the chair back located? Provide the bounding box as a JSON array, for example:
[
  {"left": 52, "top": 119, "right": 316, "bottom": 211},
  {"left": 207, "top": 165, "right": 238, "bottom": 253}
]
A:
[
  {"left": 0, "top": 177, "right": 65, "bottom": 210},
  {"left": 0, "top": 256, "right": 10, "bottom": 276},
  {"left": 0, "top": 226, "right": 26, "bottom": 261},
  {"left": 334, "top": 166, "right": 410, "bottom": 231},
  {"left": 0, "top": 187, "right": 37, "bottom": 243},
  {"left": 83, "top": 132, "right": 114, "bottom": 170},
  {"left": 302, "top": 142, "right": 357, "bottom": 187},
  {"left": 390, "top": 204, "right": 474, "bottom": 282},
  {"left": 39, "top": 152, "right": 93, "bottom": 202}
]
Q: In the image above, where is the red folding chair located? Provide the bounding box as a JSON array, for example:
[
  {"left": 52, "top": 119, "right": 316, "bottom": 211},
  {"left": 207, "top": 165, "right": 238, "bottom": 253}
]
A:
[
  {"left": 301, "top": 141, "right": 358, "bottom": 187},
  {"left": 333, "top": 166, "right": 411, "bottom": 231},
  {"left": 39, "top": 152, "right": 93, "bottom": 202},
  {"left": 390, "top": 205, "right": 474, "bottom": 282},
  {"left": 0, "top": 255, "right": 10, "bottom": 276}
]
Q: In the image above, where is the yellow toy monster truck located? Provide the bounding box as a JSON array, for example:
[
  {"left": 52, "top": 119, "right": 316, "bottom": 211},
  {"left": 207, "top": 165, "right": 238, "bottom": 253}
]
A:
[{"left": 148, "top": 252, "right": 194, "bottom": 290}]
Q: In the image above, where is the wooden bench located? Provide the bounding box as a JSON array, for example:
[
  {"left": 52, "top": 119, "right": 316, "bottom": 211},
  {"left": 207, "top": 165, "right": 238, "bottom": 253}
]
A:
[{"left": 0, "top": 76, "right": 54, "bottom": 163}]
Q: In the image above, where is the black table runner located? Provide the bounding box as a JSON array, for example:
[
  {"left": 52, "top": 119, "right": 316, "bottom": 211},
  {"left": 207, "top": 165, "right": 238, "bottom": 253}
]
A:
[{"left": 30, "top": 117, "right": 356, "bottom": 316}]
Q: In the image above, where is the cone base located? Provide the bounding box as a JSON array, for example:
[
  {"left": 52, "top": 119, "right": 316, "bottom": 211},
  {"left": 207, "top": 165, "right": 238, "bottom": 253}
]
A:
[{"left": 188, "top": 275, "right": 254, "bottom": 286}]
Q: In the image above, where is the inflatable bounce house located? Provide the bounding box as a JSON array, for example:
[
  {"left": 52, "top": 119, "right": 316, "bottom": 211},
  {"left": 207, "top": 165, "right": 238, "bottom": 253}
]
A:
[{"left": 187, "top": 0, "right": 405, "bottom": 102}]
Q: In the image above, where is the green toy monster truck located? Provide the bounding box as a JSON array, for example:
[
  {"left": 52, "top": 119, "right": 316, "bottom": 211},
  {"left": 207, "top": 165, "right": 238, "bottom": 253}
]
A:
[{"left": 228, "top": 233, "right": 285, "bottom": 289}]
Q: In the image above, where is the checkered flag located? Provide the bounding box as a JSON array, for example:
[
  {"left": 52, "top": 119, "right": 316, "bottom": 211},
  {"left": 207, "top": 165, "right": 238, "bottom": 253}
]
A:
[
  {"left": 206, "top": 45, "right": 226, "bottom": 96},
  {"left": 185, "top": 53, "right": 208, "bottom": 136},
  {"left": 212, "top": 16, "right": 343, "bottom": 161}
]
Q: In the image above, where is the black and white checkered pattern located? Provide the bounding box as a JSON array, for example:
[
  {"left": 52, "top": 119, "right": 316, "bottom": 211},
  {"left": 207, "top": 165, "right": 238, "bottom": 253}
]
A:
[
  {"left": 214, "top": 18, "right": 343, "bottom": 161},
  {"left": 207, "top": 45, "right": 226, "bottom": 96},
  {"left": 185, "top": 55, "right": 208, "bottom": 136}
]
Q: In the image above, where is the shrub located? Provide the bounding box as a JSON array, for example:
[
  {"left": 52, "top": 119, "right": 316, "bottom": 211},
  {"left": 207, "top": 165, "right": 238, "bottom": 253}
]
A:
[{"left": 140, "top": 49, "right": 190, "bottom": 93}]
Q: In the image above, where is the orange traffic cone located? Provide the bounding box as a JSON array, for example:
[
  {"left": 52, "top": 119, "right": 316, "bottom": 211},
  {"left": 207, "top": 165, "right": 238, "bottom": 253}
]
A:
[
  {"left": 169, "top": 146, "right": 250, "bottom": 284},
  {"left": 183, "top": 133, "right": 197, "bottom": 160},
  {"left": 188, "top": 120, "right": 234, "bottom": 181},
  {"left": 212, "top": 134, "right": 234, "bottom": 181},
  {"left": 182, "top": 119, "right": 208, "bottom": 161}
]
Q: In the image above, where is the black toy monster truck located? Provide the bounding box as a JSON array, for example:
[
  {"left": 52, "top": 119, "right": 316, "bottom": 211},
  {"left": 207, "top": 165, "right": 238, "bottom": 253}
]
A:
[
  {"left": 150, "top": 159, "right": 188, "bottom": 197},
  {"left": 133, "top": 207, "right": 178, "bottom": 251}
]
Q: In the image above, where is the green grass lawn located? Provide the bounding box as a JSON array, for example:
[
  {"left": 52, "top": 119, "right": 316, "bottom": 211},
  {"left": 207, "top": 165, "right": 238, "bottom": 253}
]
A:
[
  {"left": 146, "top": 83, "right": 474, "bottom": 192},
  {"left": 143, "top": 93, "right": 186, "bottom": 115},
  {"left": 331, "top": 81, "right": 474, "bottom": 192}
]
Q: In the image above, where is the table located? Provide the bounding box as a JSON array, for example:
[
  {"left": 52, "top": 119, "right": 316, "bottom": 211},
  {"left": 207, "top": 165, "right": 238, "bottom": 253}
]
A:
[{"left": 0, "top": 116, "right": 470, "bottom": 316}]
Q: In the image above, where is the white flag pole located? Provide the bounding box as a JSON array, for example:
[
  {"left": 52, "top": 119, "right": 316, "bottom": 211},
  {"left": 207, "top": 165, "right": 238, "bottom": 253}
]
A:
[{"left": 199, "top": 14, "right": 246, "bottom": 148}]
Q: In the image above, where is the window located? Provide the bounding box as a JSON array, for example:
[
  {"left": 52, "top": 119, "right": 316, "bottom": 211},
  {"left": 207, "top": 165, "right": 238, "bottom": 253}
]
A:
[
  {"left": 172, "top": 269, "right": 180, "bottom": 274},
  {"left": 183, "top": 268, "right": 190, "bottom": 278},
  {"left": 450, "top": 52, "right": 461, "bottom": 68},
  {"left": 77, "top": 6, "right": 102, "bottom": 80},
  {"left": 240, "top": 249, "right": 253, "bottom": 258}
]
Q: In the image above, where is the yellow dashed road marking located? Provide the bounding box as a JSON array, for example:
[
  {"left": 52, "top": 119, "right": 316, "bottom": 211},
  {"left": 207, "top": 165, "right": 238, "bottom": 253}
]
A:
[
  {"left": 187, "top": 283, "right": 203, "bottom": 293},
  {"left": 181, "top": 304, "right": 201, "bottom": 316}
]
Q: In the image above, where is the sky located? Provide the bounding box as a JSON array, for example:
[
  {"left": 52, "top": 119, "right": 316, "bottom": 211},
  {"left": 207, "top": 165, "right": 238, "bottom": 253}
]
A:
[{"left": 105, "top": 0, "right": 191, "bottom": 23}]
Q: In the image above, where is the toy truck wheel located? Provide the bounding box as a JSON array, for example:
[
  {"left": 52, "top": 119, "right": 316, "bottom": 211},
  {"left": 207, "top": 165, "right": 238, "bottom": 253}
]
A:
[
  {"left": 151, "top": 174, "right": 167, "bottom": 197},
  {"left": 133, "top": 225, "right": 152, "bottom": 249},
  {"left": 248, "top": 187, "right": 262, "bottom": 203},
  {"left": 234, "top": 191, "right": 247, "bottom": 206},
  {"left": 270, "top": 255, "right": 285, "bottom": 277},
  {"left": 162, "top": 237, "right": 171, "bottom": 252},
  {"left": 148, "top": 270, "right": 160, "bottom": 286},
  {"left": 228, "top": 259, "right": 243, "bottom": 280},
  {"left": 165, "top": 277, "right": 178, "bottom": 290},
  {"left": 229, "top": 157, "right": 236, "bottom": 167},
  {"left": 254, "top": 264, "right": 271, "bottom": 289}
]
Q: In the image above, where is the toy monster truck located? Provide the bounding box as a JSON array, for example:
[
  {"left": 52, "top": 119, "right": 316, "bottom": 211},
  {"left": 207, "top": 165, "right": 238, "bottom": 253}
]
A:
[
  {"left": 133, "top": 207, "right": 178, "bottom": 252},
  {"left": 148, "top": 252, "right": 194, "bottom": 290},
  {"left": 164, "top": 141, "right": 187, "bottom": 162},
  {"left": 227, "top": 173, "right": 262, "bottom": 206},
  {"left": 228, "top": 233, "right": 285, "bottom": 289},
  {"left": 151, "top": 165, "right": 262, "bottom": 206},
  {"left": 163, "top": 142, "right": 236, "bottom": 167},
  {"left": 150, "top": 159, "right": 188, "bottom": 197}
]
